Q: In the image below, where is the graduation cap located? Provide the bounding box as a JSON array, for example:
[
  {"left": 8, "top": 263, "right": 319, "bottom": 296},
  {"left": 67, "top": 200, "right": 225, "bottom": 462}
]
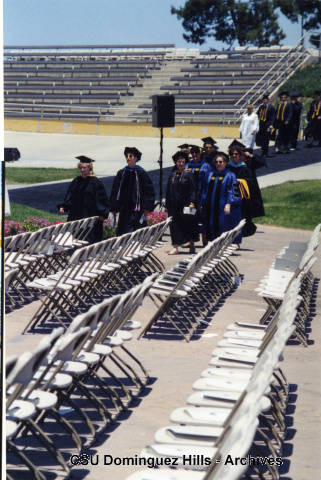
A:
[
  {"left": 172, "top": 151, "right": 189, "bottom": 163},
  {"left": 228, "top": 139, "right": 245, "bottom": 151},
  {"left": 279, "top": 91, "right": 289, "bottom": 97},
  {"left": 314, "top": 90, "right": 321, "bottom": 96},
  {"left": 177, "top": 143, "right": 191, "bottom": 150},
  {"left": 124, "top": 147, "right": 142, "bottom": 161},
  {"left": 190, "top": 145, "right": 201, "bottom": 154},
  {"left": 262, "top": 93, "right": 270, "bottom": 100},
  {"left": 202, "top": 136, "right": 217, "bottom": 145},
  {"left": 76, "top": 155, "right": 95, "bottom": 163},
  {"left": 290, "top": 91, "right": 300, "bottom": 98}
]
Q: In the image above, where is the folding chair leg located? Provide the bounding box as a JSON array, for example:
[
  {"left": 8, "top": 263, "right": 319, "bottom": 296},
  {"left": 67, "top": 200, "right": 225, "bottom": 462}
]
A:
[
  {"left": 26, "top": 418, "right": 70, "bottom": 473},
  {"left": 7, "top": 440, "right": 47, "bottom": 480}
]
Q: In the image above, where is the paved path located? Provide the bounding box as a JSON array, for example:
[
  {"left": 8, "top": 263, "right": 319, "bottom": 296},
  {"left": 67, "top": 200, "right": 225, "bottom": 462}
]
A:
[
  {"left": 5, "top": 129, "right": 321, "bottom": 213},
  {"left": 5, "top": 225, "right": 321, "bottom": 480}
]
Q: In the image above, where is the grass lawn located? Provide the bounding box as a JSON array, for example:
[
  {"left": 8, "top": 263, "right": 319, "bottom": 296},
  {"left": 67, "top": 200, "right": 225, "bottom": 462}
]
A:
[
  {"left": 255, "top": 180, "right": 321, "bottom": 231},
  {"left": 6, "top": 203, "right": 62, "bottom": 223},
  {"left": 5, "top": 167, "right": 78, "bottom": 185}
]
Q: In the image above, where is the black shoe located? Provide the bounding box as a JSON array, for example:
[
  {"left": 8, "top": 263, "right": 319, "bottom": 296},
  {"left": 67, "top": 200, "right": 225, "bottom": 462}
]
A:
[{"left": 266, "top": 154, "right": 273, "bottom": 158}]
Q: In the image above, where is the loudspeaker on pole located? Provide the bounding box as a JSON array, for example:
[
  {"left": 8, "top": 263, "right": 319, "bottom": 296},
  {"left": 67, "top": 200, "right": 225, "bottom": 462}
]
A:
[{"left": 152, "top": 95, "right": 175, "bottom": 128}]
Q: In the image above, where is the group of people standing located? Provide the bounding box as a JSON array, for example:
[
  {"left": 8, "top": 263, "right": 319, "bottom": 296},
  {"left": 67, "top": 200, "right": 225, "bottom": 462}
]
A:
[
  {"left": 58, "top": 148, "right": 155, "bottom": 243},
  {"left": 165, "top": 137, "right": 265, "bottom": 255},
  {"left": 58, "top": 136, "right": 265, "bottom": 255},
  {"left": 240, "top": 89, "right": 321, "bottom": 158}
]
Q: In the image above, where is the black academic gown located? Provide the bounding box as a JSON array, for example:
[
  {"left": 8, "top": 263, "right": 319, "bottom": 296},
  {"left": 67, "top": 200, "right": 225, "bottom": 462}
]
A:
[
  {"left": 165, "top": 169, "right": 199, "bottom": 245},
  {"left": 289, "top": 101, "right": 302, "bottom": 148},
  {"left": 306, "top": 100, "right": 321, "bottom": 143},
  {"left": 256, "top": 103, "right": 276, "bottom": 154},
  {"left": 58, "top": 175, "right": 109, "bottom": 243},
  {"left": 274, "top": 102, "right": 293, "bottom": 151},
  {"left": 228, "top": 162, "right": 264, "bottom": 236},
  {"left": 109, "top": 165, "right": 155, "bottom": 236}
]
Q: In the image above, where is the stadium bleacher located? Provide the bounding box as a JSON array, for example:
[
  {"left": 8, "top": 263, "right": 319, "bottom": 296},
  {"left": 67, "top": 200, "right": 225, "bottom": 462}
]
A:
[{"left": 4, "top": 42, "right": 310, "bottom": 124}]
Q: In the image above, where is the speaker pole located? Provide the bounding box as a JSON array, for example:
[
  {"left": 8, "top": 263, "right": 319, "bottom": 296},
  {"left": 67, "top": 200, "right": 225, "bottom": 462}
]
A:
[{"left": 159, "top": 126, "right": 164, "bottom": 205}]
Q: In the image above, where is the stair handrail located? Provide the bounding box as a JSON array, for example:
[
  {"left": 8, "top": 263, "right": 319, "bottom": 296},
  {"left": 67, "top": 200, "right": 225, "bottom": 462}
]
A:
[{"left": 232, "top": 35, "right": 312, "bottom": 124}]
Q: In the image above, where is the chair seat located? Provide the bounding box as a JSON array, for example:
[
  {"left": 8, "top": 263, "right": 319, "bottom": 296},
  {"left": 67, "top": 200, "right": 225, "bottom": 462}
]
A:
[
  {"left": 170, "top": 406, "right": 230, "bottom": 426},
  {"left": 7, "top": 399, "right": 36, "bottom": 420},
  {"left": 6, "top": 419, "right": 19, "bottom": 439},
  {"left": 114, "top": 330, "right": 133, "bottom": 341},
  {"left": 33, "top": 368, "right": 73, "bottom": 388},
  {"left": 77, "top": 351, "right": 100, "bottom": 365},
  {"left": 193, "top": 377, "right": 248, "bottom": 393},
  {"left": 211, "top": 346, "right": 259, "bottom": 358},
  {"left": 24, "top": 389, "right": 57, "bottom": 410},
  {"left": 154, "top": 424, "right": 223, "bottom": 446},
  {"left": 90, "top": 344, "right": 113, "bottom": 356},
  {"left": 187, "top": 390, "right": 239, "bottom": 408},
  {"left": 201, "top": 367, "right": 252, "bottom": 380},
  {"left": 122, "top": 320, "right": 141, "bottom": 330},
  {"left": 103, "top": 336, "right": 123, "bottom": 347}
]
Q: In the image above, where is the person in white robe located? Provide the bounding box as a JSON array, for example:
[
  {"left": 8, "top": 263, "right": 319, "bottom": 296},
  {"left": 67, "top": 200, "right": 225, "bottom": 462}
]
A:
[{"left": 239, "top": 104, "right": 259, "bottom": 150}]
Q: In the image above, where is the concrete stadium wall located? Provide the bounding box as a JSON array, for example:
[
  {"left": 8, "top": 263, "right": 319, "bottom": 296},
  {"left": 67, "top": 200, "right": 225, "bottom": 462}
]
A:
[{"left": 4, "top": 117, "right": 240, "bottom": 139}]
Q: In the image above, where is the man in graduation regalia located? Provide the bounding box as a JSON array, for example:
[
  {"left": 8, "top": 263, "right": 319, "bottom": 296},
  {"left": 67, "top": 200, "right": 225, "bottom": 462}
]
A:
[
  {"left": 256, "top": 94, "right": 276, "bottom": 158},
  {"left": 273, "top": 91, "right": 293, "bottom": 154},
  {"left": 109, "top": 147, "right": 155, "bottom": 236},
  {"left": 306, "top": 90, "right": 321, "bottom": 147},
  {"left": 289, "top": 91, "right": 302, "bottom": 150},
  {"left": 58, "top": 156, "right": 109, "bottom": 243},
  {"left": 239, "top": 104, "right": 259, "bottom": 150}
]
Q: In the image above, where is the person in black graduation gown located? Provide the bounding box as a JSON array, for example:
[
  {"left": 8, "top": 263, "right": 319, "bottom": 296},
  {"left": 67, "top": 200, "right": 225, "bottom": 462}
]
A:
[
  {"left": 228, "top": 141, "right": 265, "bottom": 237},
  {"left": 256, "top": 94, "right": 276, "bottom": 158},
  {"left": 201, "top": 136, "right": 219, "bottom": 163},
  {"left": 58, "top": 155, "right": 109, "bottom": 243},
  {"left": 289, "top": 91, "right": 302, "bottom": 150},
  {"left": 306, "top": 90, "right": 321, "bottom": 147},
  {"left": 165, "top": 151, "right": 199, "bottom": 255},
  {"left": 109, "top": 147, "right": 155, "bottom": 236},
  {"left": 273, "top": 91, "right": 293, "bottom": 154}
]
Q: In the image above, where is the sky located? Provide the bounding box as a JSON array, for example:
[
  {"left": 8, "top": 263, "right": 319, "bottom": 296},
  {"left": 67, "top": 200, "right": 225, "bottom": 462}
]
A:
[{"left": 3, "top": 0, "right": 307, "bottom": 50}]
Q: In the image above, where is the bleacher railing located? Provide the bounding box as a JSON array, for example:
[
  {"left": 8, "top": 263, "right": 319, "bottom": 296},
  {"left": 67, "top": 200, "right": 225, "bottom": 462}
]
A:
[{"left": 233, "top": 35, "right": 310, "bottom": 122}]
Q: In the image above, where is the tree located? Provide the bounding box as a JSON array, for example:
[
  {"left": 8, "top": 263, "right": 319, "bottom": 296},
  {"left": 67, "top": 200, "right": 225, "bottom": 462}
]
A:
[
  {"left": 171, "top": 0, "right": 285, "bottom": 48},
  {"left": 275, "top": 0, "right": 321, "bottom": 37}
]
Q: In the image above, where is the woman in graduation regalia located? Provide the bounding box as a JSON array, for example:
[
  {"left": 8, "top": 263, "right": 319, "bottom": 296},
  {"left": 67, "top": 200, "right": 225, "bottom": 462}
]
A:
[
  {"left": 200, "top": 152, "right": 242, "bottom": 244},
  {"left": 109, "top": 147, "right": 155, "bottom": 236},
  {"left": 228, "top": 141, "right": 265, "bottom": 237},
  {"left": 185, "top": 145, "right": 204, "bottom": 187},
  {"left": 165, "top": 151, "right": 199, "bottom": 255},
  {"left": 58, "top": 156, "right": 110, "bottom": 243}
]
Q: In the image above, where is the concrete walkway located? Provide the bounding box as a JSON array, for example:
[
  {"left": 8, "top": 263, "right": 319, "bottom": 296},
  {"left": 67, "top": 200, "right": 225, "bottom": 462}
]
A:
[{"left": 5, "top": 225, "right": 321, "bottom": 480}]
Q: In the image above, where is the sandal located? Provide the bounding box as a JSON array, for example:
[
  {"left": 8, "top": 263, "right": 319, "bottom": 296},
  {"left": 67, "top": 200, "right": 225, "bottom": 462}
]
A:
[{"left": 167, "top": 248, "right": 179, "bottom": 255}]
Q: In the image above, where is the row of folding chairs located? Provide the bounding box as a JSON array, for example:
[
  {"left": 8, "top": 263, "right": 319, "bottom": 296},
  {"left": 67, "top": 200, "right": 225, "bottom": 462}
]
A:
[
  {"left": 23, "top": 217, "right": 171, "bottom": 332},
  {"left": 139, "top": 220, "right": 246, "bottom": 341},
  {"left": 126, "top": 278, "right": 302, "bottom": 480},
  {"left": 6, "top": 275, "right": 158, "bottom": 480},
  {"left": 5, "top": 216, "right": 99, "bottom": 308},
  {"left": 255, "top": 223, "right": 320, "bottom": 345}
]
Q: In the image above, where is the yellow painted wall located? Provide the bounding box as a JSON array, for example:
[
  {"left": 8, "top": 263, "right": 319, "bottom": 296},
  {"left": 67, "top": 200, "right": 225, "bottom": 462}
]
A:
[{"left": 4, "top": 117, "right": 240, "bottom": 139}]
